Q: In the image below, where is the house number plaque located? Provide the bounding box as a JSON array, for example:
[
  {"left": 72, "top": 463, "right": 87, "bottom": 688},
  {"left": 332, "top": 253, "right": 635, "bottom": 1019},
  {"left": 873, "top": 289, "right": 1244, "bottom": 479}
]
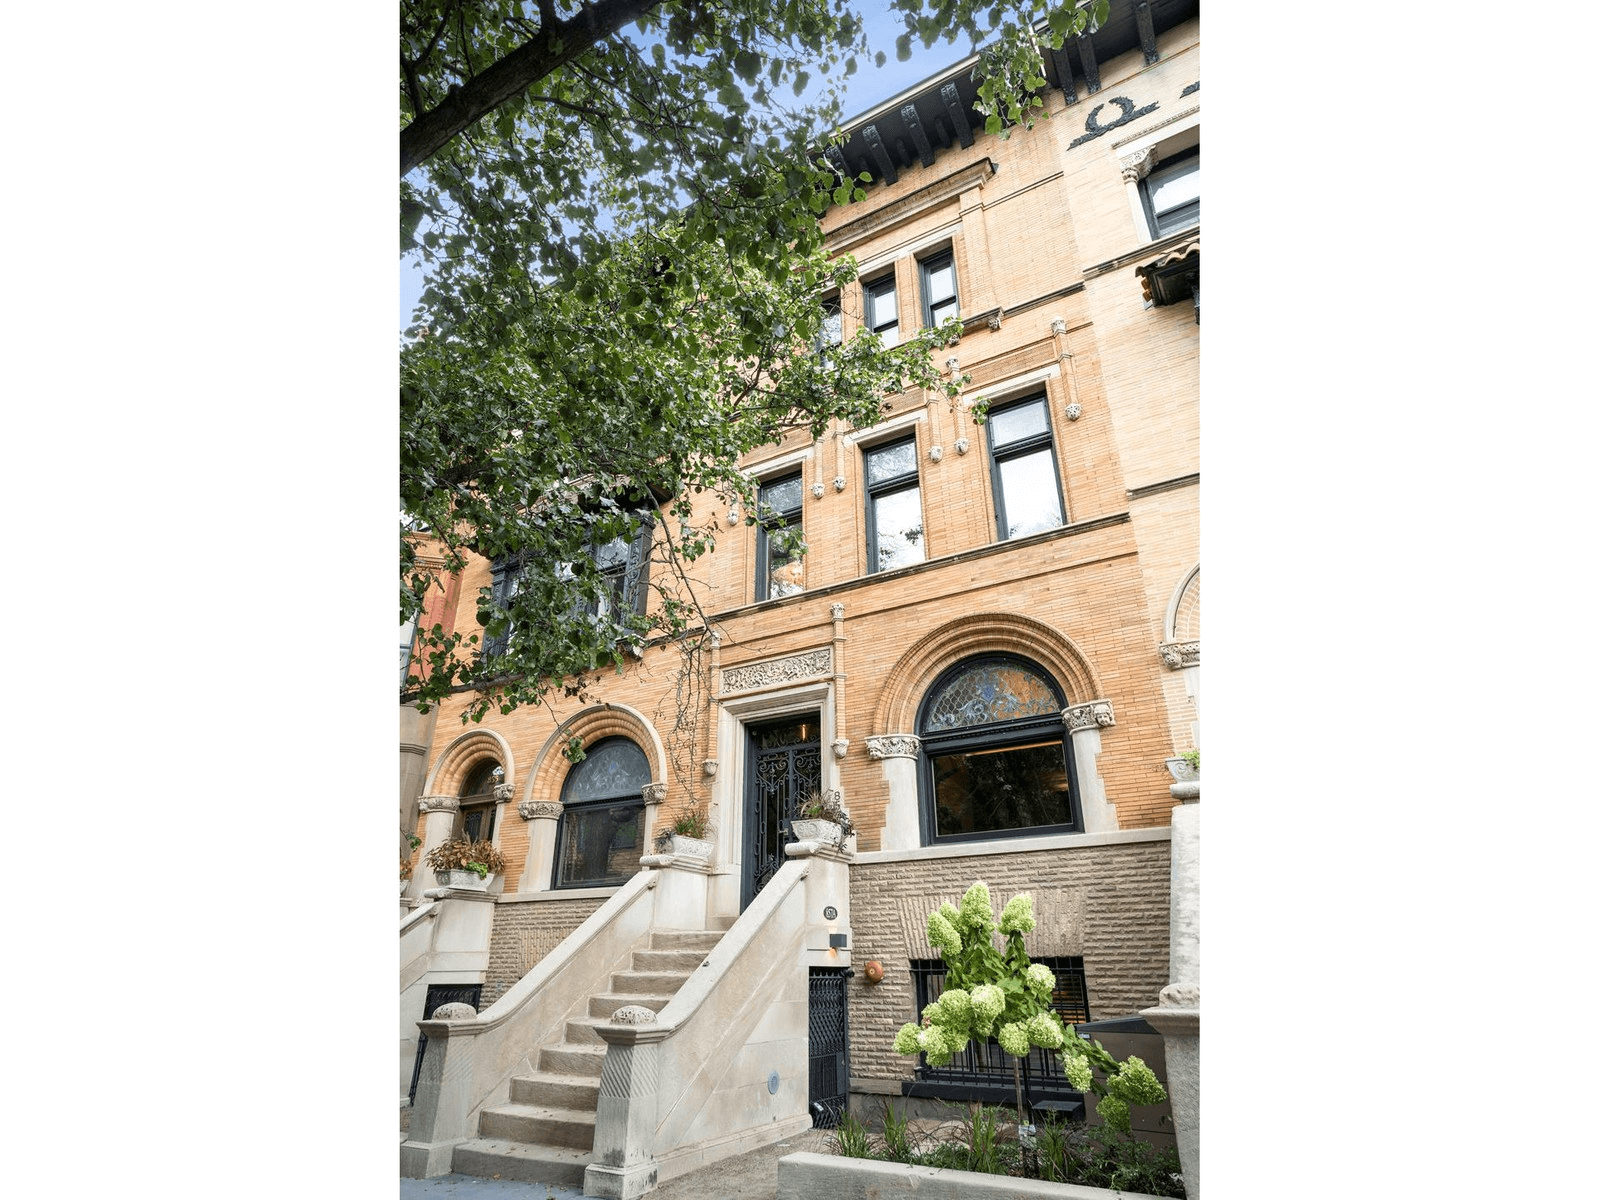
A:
[{"left": 823, "top": 906, "right": 838, "bottom": 920}]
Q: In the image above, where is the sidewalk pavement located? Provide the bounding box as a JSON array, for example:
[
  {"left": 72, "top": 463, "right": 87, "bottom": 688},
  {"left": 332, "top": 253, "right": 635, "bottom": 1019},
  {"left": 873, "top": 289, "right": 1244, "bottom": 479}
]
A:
[{"left": 398, "top": 1128, "right": 836, "bottom": 1200}]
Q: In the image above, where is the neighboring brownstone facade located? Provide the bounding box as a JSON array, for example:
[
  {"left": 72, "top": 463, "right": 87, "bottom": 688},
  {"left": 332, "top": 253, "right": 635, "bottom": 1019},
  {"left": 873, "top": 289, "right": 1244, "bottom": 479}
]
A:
[{"left": 412, "top": 0, "right": 1199, "bottom": 1103}]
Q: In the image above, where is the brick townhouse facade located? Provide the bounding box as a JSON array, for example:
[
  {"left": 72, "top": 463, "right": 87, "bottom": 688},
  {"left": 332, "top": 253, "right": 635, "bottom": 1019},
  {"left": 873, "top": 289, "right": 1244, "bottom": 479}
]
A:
[{"left": 402, "top": 0, "right": 1200, "bottom": 1119}]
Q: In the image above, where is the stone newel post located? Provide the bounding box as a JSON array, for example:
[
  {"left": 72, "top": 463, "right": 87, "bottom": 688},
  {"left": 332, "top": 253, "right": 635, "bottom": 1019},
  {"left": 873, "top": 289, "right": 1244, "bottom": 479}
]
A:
[{"left": 584, "top": 1006, "right": 668, "bottom": 1200}]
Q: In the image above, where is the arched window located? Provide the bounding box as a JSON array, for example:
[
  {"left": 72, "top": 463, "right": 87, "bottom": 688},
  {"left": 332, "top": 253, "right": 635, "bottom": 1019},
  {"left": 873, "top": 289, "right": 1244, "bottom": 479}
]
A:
[
  {"left": 458, "top": 759, "right": 502, "bottom": 842},
  {"left": 917, "top": 655, "right": 1080, "bottom": 843},
  {"left": 554, "top": 738, "right": 650, "bottom": 889}
]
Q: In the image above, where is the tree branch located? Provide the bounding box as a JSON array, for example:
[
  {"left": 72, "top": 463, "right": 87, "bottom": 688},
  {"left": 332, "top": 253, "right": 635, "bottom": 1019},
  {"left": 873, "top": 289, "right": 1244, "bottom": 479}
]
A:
[{"left": 401, "top": 0, "right": 667, "bottom": 176}]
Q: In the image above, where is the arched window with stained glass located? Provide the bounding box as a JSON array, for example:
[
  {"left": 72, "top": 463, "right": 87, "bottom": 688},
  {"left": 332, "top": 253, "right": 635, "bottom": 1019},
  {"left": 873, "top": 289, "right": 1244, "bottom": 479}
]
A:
[
  {"left": 916, "top": 655, "right": 1081, "bottom": 844},
  {"left": 554, "top": 738, "right": 651, "bottom": 888}
]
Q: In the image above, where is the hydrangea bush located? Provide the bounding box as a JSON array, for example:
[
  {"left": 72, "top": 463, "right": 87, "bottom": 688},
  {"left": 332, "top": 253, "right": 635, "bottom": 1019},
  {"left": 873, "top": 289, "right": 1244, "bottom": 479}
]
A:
[{"left": 892, "top": 880, "right": 1167, "bottom": 1133}]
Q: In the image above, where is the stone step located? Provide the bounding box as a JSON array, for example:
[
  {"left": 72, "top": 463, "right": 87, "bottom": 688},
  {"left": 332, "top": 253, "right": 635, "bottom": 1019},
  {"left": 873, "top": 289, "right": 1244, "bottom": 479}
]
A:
[
  {"left": 538, "top": 1043, "right": 606, "bottom": 1076},
  {"left": 611, "top": 969, "right": 692, "bottom": 994},
  {"left": 450, "top": 1138, "right": 593, "bottom": 1186},
  {"left": 563, "top": 1015, "right": 612, "bottom": 1047},
  {"left": 509, "top": 1070, "right": 600, "bottom": 1110},
  {"left": 478, "top": 1101, "right": 596, "bottom": 1149},
  {"left": 650, "top": 929, "right": 725, "bottom": 951},
  {"left": 588, "top": 992, "right": 674, "bottom": 1019},
  {"left": 630, "top": 947, "right": 711, "bottom": 972}
]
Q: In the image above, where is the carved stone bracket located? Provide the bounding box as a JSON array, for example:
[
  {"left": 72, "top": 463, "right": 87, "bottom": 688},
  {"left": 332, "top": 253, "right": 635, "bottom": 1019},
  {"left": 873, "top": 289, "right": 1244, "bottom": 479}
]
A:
[
  {"left": 721, "top": 647, "right": 832, "bottom": 693},
  {"left": 702, "top": 759, "right": 719, "bottom": 778},
  {"left": 492, "top": 783, "right": 515, "bottom": 803},
  {"left": 518, "top": 800, "right": 563, "bottom": 821},
  {"left": 640, "top": 782, "right": 667, "bottom": 805},
  {"left": 1063, "top": 700, "right": 1116, "bottom": 733},
  {"left": 955, "top": 437, "right": 970, "bottom": 455},
  {"left": 417, "top": 795, "right": 460, "bottom": 815},
  {"left": 1119, "top": 146, "right": 1159, "bottom": 182},
  {"left": 830, "top": 602, "right": 845, "bottom": 620},
  {"left": 1159, "top": 640, "right": 1200, "bottom": 669},
  {"left": 831, "top": 739, "right": 850, "bottom": 760},
  {"left": 866, "top": 734, "right": 922, "bottom": 760}
]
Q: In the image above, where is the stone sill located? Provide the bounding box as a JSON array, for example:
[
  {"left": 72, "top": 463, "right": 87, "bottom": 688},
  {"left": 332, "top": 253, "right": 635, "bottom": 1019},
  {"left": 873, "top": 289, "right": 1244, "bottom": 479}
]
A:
[
  {"left": 497, "top": 885, "right": 621, "bottom": 904},
  {"left": 856, "top": 827, "right": 1170, "bottom": 866}
]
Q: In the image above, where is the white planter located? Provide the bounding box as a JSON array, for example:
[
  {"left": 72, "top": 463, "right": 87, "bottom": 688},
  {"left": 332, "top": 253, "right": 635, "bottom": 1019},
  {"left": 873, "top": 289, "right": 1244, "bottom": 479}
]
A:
[
  {"left": 435, "top": 869, "right": 493, "bottom": 889},
  {"left": 669, "top": 834, "right": 713, "bottom": 860},
  {"left": 1164, "top": 757, "right": 1198, "bottom": 783},
  {"left": 792, "top": 818, "right": 844, "bottom": 846}
]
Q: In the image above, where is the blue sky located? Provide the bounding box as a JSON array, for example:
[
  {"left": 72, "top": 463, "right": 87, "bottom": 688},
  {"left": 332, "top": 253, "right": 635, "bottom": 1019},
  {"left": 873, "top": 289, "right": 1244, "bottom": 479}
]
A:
[{"left": 399, "top": 8, "right": 982, "bottom": 327}]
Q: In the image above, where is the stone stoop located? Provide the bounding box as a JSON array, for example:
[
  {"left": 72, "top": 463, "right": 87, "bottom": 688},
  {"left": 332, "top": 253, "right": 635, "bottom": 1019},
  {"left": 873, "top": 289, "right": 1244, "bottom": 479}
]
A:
[{"left": 450, "top": 928, "right": 725, "bottom": 1185}]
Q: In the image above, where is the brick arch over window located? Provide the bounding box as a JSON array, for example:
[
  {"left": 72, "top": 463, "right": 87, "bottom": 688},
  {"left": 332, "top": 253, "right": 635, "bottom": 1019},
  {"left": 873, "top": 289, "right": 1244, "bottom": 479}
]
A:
[
  {"left": 1165, "top": 563, "right": 1200, "bottom": 643},
  {"left": 872, "top": 613, "right": 1102, "bottom": 736},
  {"left": 523, "top": 703, "right": 669, "bottom": 808},
  {"left": 422, "top": 728, "right": 515, "bottom": 798}
]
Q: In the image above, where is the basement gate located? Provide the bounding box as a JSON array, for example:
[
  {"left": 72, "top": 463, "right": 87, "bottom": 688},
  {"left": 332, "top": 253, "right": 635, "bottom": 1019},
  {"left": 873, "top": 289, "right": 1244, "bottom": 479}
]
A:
[{"left": 808, "top": 966, "right": 850, "bottom": 1128}]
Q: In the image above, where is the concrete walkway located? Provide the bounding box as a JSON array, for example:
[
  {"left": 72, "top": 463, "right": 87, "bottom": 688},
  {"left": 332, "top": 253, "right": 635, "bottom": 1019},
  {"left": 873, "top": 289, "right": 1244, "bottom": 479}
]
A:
[{"left": 399, "top": 1129, "right": 837, "bottom": 1200}]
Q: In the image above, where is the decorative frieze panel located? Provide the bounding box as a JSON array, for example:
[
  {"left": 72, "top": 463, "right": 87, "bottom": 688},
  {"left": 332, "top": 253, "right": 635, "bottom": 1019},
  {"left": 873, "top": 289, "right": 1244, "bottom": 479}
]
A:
[
  {"left": 518, "top": 800, "right": 562, "bottom": 821},
  {"left": 720, "top": 647, "right": 832, "bottom": 693},
  {"left": 1159, "top": 640, "right": 1200, "bottom": 670},
  {"left": 866, "top": 734, "right": 922, "bottom": 760},
  {"left": 417, "top": 795, "right": 461, "bottom": 815},
  {"left": 1062, "top": 700, "right": 1116, "bottom": 733}
]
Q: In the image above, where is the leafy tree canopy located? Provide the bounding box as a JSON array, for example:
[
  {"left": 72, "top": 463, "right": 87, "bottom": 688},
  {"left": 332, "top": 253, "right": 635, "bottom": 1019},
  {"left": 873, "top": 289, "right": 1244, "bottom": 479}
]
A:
[{"left": 400, "top": 0, "right": 1104, "bottom": 721}]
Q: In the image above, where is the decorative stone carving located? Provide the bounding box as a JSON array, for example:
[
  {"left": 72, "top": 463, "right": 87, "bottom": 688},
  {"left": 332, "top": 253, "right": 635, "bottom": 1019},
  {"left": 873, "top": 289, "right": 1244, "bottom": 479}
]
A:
[
  {"left": 1159, "top": 640, "right": 1200, "bottom": 669},
  {"left": 432, "top": 1002, "right": 477, "bottom": 1020},
  {"left": 1050, "top": 316, "right": 1067, "bottom": 336},
  {"left": 954, "top": 437, "right": 969, "bottom": 455},
  {"left": 1065, "top": 402, "right": 1082, "bottom": 421},
  {"left": 417, "top": 795, "right": 460, "bottom": 815},
  {"left": 945, "top": 355, "right": 960, "bottom": 374},
  {"left": 721, "top": 647, "right": 832, "bottom": 692},
  {"left": 986, "top": 312, "right": 1002, "bottom": 331},
  {"left": 831, "top": 738, "right": 849, "bottom": 759},
  {"left": 518, "top": 800, "right": 562, "bottom": 821},
  {"left": 811, "top": 481, "right": 824, "bottom": 499},
  {"left": 832, "top": 475, "right": 845, "bottom": 492},
  {"left": 610, "top": 1005, "right": 658, "bottom": 1025},
  {"left": 1158, "top": 982, "right": 1199, "bottom": 1008},
  {"left": 928, "top": 445, "right": 943, "bottom": 462},
  {"left": 640, "top": 782, "right": 667, "bottom": 805},
  {"left": 726, "top": 504, "right": 740, "bottom": 525},
  {"left": 1119, "top": 146, "right": 1159, "bottom": 183},
  {"left": 866, "top": 734, "right": 922, "bottom": 760},
  {"left": 702, "top": 759, "right": 719, "bottom": 778},
  {"left": 1063, "top": 700, "right": 1116, "bottom": 732},
  {"left": 830, "top": 602, "right": 845, "bottom": 620},
  {"left": 492, "top": 782, "right": 515, "bottom": 803}
]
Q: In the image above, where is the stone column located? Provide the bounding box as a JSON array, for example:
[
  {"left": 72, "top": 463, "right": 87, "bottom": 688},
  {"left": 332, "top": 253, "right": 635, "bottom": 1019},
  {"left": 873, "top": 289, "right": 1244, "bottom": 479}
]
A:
[
  {"left": 1063, "top": 700, "right": 1117, "bottom": 833},
  {"left": 407, "top": 795, "right": 460, "bottom": 901},
  {"left": 516, "top": 800, "right": 562, "bottom": 893},
  {"left": 584, "top": 1006, "right": 669, "bottom": 1200},
  {"left": 865, "top": 735, "right": 921, "bottom": 851}
]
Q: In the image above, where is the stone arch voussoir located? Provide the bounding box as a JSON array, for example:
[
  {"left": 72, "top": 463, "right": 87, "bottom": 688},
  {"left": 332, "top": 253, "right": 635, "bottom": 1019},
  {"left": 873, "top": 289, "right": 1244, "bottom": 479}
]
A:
[{"left": 872, "top": 612, "right": 1104, "bottom": 735}]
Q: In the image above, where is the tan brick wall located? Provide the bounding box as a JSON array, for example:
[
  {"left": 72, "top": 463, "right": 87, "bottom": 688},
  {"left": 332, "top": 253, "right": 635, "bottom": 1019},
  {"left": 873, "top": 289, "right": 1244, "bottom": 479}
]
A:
[
  {"left": 845, "top": 840, "right": 1171, "bottom": 1082},
  {"left": 481, "top": 897, "right": 606, "bottom": 1008}
]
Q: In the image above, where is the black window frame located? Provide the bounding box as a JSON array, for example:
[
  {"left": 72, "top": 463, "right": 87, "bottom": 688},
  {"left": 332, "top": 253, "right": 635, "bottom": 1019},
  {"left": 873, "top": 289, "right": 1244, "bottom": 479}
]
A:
[
  {"left": 863, "top": 435, "right": 925, "bottom": 575},
  {"left": 985, "top": 393, "right": 1067, "bottom": 543},
  {"left": 1139, "top": 144, "right": 1199, "bottom": 238},
  {"left": 916, "top": 653, "right": 1082, "bottom": 846},
  {"left": 863, "top": 273, "right": 899, "bottom": 346},
  {"left": 458, "top": 758, "right": 501, "bottom": 844},
  {"left": 919, "top": 249, "right": 959, "bottom": 329},
  {"left": 755, "top": 473, "right": 805, "bottom": 601},
  {"left": 552, "top": 736, "right": 650, "bottom": 890}
]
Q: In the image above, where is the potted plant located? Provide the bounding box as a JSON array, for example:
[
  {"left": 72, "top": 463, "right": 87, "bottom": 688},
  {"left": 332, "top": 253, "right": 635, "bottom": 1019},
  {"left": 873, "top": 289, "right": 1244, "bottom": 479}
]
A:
[
  {"left": 401, "top": 834, "right": 420, "bottom": 894},
  {"left": 425, "top": 835, "right": 506, "bottom": 888},
  {"left": 652, "top": 803, "right": 714, "bottom": 860},
  {"left": 792, "top": 789, "right": 855, "bottom": 846},
  {"left": 1164, "top": 749, "right": 1199, "bottom": 782}
]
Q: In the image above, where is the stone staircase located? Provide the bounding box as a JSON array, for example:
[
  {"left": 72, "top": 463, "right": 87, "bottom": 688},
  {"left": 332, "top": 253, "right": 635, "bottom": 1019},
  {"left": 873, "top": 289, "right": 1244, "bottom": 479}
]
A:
[{"left": 451, "top": 927, "right": 727, "bottom": 1185}]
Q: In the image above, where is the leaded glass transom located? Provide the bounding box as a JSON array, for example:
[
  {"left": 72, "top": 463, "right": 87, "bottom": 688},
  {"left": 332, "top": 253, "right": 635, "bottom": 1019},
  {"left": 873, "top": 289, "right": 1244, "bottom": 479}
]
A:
[
  {"left": 563, "top": 738, "right": 651, "bottom": 803},
  {"left": 921, "top": 659, "right": 1063, "bottom": 732}
]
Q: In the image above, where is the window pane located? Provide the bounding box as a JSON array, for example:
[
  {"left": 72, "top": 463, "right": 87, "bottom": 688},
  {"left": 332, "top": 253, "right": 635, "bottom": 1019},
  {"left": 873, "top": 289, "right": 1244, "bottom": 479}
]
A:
[
  {"left": 987, "top": 398, "right": 1049, "bottom": 447},
  {"left": 866, "top": 439, "right": 917, "bottom": 485},
  {"left": 872, "top": 486, "right": 926, "bottom": 571},
  {"left": 925, "top": 260, "right": 955, "bottom": 302},
  {"left": 760, "top": 476, "right": 804, "bottom": 516},
  {"left": 870, "top": 285, "right": 896, "bottom": 329},
  {"left": 556, "top": 802, "right": 645, "bottom": 887},
  {"left": 593, "top": 534, "right": 629, "bottom": 571},
  {"left": 929, "top": 295, "right": 959, "bottom": 325},
  {"left": 923, "top": 660, "right": 1062, "bottom": 732},
  {"left": 998, "top": 449, "right": 1064, "bottom": 539},
  {"left": 564, "top": 738, "right": 651, "bottom": 801},
  {"left": 1149, "top": 155, "right": 1199, "bottom": 217},
  {"left": 821, "top": 299, "right": 842, "bottom": 348},
  {"left": 929, "top": 740, "right": 1072, "bottom": 837}
]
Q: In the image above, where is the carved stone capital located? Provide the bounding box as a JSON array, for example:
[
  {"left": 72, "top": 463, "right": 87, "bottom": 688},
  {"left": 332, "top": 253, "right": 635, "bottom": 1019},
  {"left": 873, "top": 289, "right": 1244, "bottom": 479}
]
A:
[
  {"left": 417, "top": 795, "right": 460, "bottom": 815},
  {"left": 831, "top": 738, "right": 850, "bottom": 759},
  {"left": 830, "top": 602, "right": 845, "bottom": 621},
  {"left": 1159, "top": 640, "right": 1200, "bottom": 669},
  {"left": 1119, "top": 146, "right": 1159, "bottom": 183},
  {"left": 641, "top": 782, "right": 667, "bottom": 805},
  {"left": 492, "top": 783, "right": 515, "bottom": 803},
  {"left": 866, "top": 734, "right": 922, "bottom": 760},
  {"left": 945, "top": 355, "right": 960, "bottom": 374},
  {"left": 519, "top": 800, "right": 563, "bottom": 821},
  {"left": 1050, "top": 316, "right": 1067, "bottom": 336},
  {"left": 1063, "top": 700, "right": 1116, "bottom": 733},
  {"left": 721, "top": 647, "right": 832, "bottom": 693}
]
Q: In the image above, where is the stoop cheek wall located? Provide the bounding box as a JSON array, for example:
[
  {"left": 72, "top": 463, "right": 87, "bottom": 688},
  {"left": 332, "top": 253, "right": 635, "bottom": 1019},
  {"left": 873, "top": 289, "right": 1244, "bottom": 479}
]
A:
[
  {"left": 481, "top": 894, "right": 607, "bottom": 1007},
  {"left": 845, "top": 837, "right": 1171, "bottom": 1081}
]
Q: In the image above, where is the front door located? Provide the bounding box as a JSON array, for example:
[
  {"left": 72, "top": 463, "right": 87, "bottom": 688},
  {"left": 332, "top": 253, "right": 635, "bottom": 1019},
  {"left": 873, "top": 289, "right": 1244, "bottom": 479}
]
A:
[{"left": 742, "top": 714, "right": 821, "bottom": 909}]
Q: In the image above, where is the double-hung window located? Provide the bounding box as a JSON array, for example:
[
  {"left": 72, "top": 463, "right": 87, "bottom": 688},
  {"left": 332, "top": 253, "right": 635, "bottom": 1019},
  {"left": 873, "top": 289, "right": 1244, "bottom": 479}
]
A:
[
  {"left": 920, "top": 251, "right": 959, "bottom": 328},
  {"left": 458, "top": 758, "right": 502, "bottom": 843},
  {"left": 986, "top": 394, "right": 1065, "bottom": 541},
  {"left": 755, "top": 474, "right": 805, "bottom": 600},
  {"left": 1140, "top": 144, "right": 1199, "bottom": 237},
  {"left": 863, "top": 274, "right": 899, "bottom": 347},
  {"left": 864, "top": 437, "right": 925, "bottom": 573}
]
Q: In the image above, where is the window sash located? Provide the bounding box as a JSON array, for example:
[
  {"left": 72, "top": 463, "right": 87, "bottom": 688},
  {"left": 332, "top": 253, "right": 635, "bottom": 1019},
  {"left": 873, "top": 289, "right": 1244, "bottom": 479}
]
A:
[
  {"left": 986, "top": 397, "right": 1066, "bottom": 542},
  {"left": 756, "top": 474, "right": 805, "bottom": 600},
  {"left": 1141, "top": 145, "right": 1199, "bottom": 237},
  {"left": 920, "top": 252, "right": 959, "bottom": 328},
  {"left": 553, "top": 798, "right": 646, "bottom": 889},
  {"left": 865, "top": 277, "right": 899, "bottom": 346}
]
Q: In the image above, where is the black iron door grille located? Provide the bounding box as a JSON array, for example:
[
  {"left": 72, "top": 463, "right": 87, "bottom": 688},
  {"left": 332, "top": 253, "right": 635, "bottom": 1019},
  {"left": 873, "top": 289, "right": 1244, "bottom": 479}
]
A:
[
  {"left": 808, "top": 967, "right": 850, "bottom": 1128},
  {"left": 408, "top": 983, "right": 482, "bottom": 1105},
  {"left": 744, "top": 717, "right": 821, "bottom": 908}
]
